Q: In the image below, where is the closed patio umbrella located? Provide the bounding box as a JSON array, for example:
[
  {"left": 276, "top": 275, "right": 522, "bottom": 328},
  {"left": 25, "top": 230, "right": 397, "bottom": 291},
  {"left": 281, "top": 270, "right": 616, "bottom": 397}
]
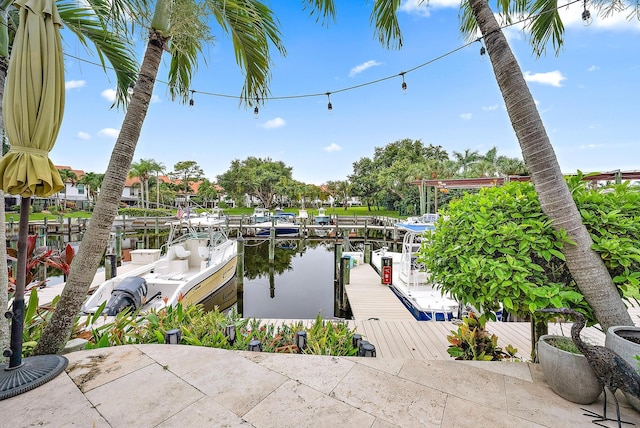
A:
[{"left": 0, "top": 0, "right": 67, "bottom": 400}]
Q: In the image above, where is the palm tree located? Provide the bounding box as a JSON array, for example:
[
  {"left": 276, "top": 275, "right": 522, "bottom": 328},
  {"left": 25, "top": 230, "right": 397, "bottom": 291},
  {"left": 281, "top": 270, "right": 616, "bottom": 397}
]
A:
[
  {"left": 452, "top": 148, "right": 480, "bottom": 177},
  {"left": 57, "top": 169, "right": 77, "bottom": 210},
  {"left": 0, "top": 0, "right": 140, "bottom": 360},
  {"left": 77, "top": 172, "right": 105, "bottom": 207},
  {"left": 149, "top": 160, "right": 165, "bottom": 208},
  {"left": 129, "top": 159, "right": 157, "bottom": 208},
  {"left": 370, "top": 1, "right": 632, "bottom": 330},
  {"left": 34, "top": 0, "right": 338, "bottom": 355}
]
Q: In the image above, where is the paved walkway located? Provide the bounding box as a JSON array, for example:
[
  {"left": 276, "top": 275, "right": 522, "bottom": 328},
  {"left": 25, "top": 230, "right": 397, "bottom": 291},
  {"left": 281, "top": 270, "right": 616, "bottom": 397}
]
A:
[{"left": 2, "top": 344, "right": 639, "bottom": 427}]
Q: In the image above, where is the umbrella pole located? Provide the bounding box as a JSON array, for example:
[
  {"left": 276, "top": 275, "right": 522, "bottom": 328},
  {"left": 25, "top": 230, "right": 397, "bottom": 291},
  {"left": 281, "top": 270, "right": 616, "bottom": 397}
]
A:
[
  {"left": 7, "top": 196, "right": 30, "bottom": 368},
  {"left": 1, "top": 197, "right": 67, "bottom": 401}
]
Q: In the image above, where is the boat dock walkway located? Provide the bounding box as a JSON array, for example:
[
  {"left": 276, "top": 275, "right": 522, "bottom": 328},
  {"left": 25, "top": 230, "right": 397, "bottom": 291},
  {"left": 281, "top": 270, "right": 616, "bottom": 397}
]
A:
[{"left": 338, "top": 263, "right": 629, "bottom": 361}]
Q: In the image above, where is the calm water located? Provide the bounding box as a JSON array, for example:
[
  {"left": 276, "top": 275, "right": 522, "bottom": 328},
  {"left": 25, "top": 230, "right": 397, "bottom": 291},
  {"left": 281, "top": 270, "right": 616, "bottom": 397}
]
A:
[{"left": 238, "top": 240, "right": 337, "bottom": 319}]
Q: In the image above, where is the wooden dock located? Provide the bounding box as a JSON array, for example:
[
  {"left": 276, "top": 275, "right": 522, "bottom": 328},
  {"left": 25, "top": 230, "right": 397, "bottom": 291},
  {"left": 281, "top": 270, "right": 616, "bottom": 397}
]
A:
[{"left": 339, "top": 264, "right": 615, "bottom": 361}]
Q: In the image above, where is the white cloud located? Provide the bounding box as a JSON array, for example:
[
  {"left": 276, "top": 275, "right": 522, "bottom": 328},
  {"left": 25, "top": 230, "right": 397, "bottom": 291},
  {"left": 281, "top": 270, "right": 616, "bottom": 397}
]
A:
[
  {"left": 523, "top": 70, "right": 566, "bottom": 87},
  {"left": 324, "top": 143, "right": 342, "bottom": 152},
  {"left": 65, "top": 80, "right": 85, "bottom": 90},
  {"left": 76, "top": 131, "right": 91, "bottom": 140},
  {"left": 261, "top": 117, "right": 286, "bottom": 129},
  {"left": 588, "top": 65, "right": 599, "bottom": 72},
  {"left": 349, "top": 60, "right": 382, "bottom": 77},
  {"left": 460, "top": 113, "right": 472, "bottom": 120},
  {"left": 98, "top": 128, "right": 119, "bottom": 138},
  {"left": 399, "top": 0, "right": 459, "bottom": 15},
  {"left": 151, "top": 95, "right": 161, "bottom": 103},
  {"left": 579, "top": 144, "right": 603, "bottom": 149},
  {"left": 101, "top": 88, "right": 117, "bottom": 103},
  {"left": 482, "top": 105, "right": 498, "bottom": 111}
]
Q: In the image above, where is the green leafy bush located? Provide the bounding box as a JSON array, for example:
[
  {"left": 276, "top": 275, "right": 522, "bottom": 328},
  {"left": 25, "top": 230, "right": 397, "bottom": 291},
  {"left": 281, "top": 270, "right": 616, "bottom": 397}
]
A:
[{"left": 420, "top": 176, "right": 640, "bottom": 325}]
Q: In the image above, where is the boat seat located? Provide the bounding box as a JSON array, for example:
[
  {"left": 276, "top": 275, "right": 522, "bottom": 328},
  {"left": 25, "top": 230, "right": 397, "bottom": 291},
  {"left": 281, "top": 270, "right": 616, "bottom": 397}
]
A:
[
  {"left": 197, "top": 247, "right": 209, "bottom": 260},
  {"left": 173, "top": 245, "right": 191, "bottom": 259}
]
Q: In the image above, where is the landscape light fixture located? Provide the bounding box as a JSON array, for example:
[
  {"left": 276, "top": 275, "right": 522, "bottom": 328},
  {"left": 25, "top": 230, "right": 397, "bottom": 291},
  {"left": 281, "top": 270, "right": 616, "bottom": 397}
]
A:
[
  {"left": 248, "top": 339, "right": 262, "bottom": 352},
  {"left": 165, "top": 328, "right": 181, "bottom": 345},
  {"left": 352, "top": 334, "right": 362, "bottom": 349},
  {"left": 295, "top": 331, "right": 307, "bottom": 352},
  {"left": 225, "top": 324, "right": 236, "bottom": 345}
]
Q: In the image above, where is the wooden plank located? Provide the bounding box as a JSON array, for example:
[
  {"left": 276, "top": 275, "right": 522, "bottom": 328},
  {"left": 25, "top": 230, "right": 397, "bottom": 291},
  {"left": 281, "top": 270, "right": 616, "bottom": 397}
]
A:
[{"left": 345, "top": 264, "right": 415, "bottom": 321}]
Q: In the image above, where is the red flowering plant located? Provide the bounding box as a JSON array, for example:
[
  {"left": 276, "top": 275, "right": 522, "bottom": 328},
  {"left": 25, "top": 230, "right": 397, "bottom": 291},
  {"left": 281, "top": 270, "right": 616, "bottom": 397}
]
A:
[{"left": 6, "top": 234, "right": 75, "bottom": 294}]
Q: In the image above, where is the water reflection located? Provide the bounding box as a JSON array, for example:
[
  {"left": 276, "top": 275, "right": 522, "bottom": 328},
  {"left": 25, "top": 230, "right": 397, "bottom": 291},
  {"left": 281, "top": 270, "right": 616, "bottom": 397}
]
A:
[{"left": 239, "top": 240, "right": 337, "bottom": 319}]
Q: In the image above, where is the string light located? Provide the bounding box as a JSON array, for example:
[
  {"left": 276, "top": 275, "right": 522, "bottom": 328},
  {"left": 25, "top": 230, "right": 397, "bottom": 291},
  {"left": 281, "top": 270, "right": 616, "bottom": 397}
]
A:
[
  {"left": 59, "top": 0, "right": 584, "bottom": 115},
  {"left": 399, "top": 72, "right": 407, "bottom": 93},
  {"left": 582, "top": 0, "right": 592, "bottom": 26}
]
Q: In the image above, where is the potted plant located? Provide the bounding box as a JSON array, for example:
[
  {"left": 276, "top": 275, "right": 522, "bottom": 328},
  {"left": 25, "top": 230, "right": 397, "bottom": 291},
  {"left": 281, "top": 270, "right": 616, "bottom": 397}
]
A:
[
  {"left": 537, "top": 334, "right": 602, "bottom": 404},
  {"left": 605, "top": 325, "right": 640, "bottom": 411}
]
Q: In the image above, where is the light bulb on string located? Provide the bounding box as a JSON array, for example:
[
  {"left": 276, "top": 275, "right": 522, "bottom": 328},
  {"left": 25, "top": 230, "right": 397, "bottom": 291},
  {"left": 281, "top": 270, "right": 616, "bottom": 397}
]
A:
[
  {"left": 253, "top": 96, "right": 260, "bottom": 119},
  {"left": 326, "top": 92, "right": 332, "bottom": 112},
  {"left": 582, "top": 0, "right": 592, "bottom": 26},
  {"left": 479, "top": 39, "right": 487, "bottom": 62},
  {"left": 399, "top": 72, "right": 407, "bottom": 94},
  {"left": 189, "top": 90, "right": 195, "bottom": 110}
]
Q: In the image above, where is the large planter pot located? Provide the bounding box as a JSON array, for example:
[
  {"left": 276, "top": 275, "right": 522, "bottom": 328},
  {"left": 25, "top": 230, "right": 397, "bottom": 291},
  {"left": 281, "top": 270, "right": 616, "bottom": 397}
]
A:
[
  {"left": 537, "top": 335, "right": 603, "bottom": 404},
  {"left": 605, "top": 326, "right": 640, "bottom": 412}
]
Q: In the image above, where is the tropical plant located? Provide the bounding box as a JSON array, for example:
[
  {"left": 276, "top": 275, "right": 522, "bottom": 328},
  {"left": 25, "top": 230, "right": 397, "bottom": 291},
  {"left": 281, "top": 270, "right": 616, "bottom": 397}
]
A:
[
  {"left": 34, "top": 0, "right": 338, "bottom": 355},
  {"left": 446, "top": 312, "right": 518, "bottom": 361},
  {"left": 84, "top": 304, "right": 360, "bottom": 356},
  {"left": 371, "top": 0, "right": 634, "bottom": 330},
  {"left": 421, "top": 179, "right": 640, "bottom": 332},
  {"left": 6, "top": 234, "right": 74, "bottom": 292}
]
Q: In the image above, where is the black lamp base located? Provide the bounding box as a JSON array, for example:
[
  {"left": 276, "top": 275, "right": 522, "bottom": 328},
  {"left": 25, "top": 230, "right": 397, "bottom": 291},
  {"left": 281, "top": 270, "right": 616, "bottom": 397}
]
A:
[{"left": 0, "top": 355, "right": 68, "bottom": 400}]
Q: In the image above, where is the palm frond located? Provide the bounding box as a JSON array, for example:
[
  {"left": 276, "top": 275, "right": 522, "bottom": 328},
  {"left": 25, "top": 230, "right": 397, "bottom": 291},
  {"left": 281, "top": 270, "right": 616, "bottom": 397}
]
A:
[
  {"left": 58, "top": 0, "right": 139, "bottom": 109},
  {"left": 208, "top": 0, "right": 286, "bottom": 106},
  {"left": 527, "top": 0, "right": 565, "bottom": 56},
  {"left": 300, "top": 0, "right": 336, "bottom": 26},
  {"left": 371, "top": 0, "right": 402, "bottom": 50}
]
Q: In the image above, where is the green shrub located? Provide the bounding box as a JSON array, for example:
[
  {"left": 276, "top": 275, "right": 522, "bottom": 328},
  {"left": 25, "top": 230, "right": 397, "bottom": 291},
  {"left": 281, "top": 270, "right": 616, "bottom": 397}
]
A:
[
  {"left": 420, "top": 175, "right": 640, "bottom": 325},
  {"left": 117, "top": 207, "right": 173, "bottom": 217}
]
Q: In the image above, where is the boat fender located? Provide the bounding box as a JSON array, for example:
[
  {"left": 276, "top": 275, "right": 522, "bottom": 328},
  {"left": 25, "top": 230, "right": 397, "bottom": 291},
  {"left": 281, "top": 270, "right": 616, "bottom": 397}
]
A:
[{"left": 104, "top": 277, "right": 148, "bottom": 316}]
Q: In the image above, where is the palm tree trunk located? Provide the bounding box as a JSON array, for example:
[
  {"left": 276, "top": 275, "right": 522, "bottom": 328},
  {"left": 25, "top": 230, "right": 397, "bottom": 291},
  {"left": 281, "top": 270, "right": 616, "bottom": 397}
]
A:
[
  {"left": 469, "top": 0, "right": 631, "bottom": 331},
  {"left": 34, "top": 29, "right": 168, "bottom": 355}
]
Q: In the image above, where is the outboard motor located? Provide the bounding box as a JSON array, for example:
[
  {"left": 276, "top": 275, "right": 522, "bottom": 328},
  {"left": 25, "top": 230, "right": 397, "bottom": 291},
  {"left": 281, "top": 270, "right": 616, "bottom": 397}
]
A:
[{"left": 104, "top": 277, "right": 148, "bottom": 316}]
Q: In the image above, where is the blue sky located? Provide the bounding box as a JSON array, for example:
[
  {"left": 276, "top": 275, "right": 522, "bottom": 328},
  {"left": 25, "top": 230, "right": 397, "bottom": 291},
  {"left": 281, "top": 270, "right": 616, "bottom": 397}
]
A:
[{"left": 53, "top": 0, "right": 640, "bottom": 185}]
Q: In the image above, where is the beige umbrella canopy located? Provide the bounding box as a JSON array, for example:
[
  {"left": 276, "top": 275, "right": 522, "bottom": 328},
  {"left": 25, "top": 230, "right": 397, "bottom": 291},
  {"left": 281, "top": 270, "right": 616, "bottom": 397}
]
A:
[
  {"left": 0, "top": 0, "right": 67, "bottom": 399},
  {"left": 0, "top": 0, "right": 64, "bottom": 197}
]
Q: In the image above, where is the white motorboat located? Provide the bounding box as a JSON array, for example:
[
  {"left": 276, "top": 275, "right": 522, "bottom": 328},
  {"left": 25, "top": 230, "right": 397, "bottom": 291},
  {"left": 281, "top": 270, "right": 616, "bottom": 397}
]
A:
[
  {"left": 82, "top": 218, "right": 237, "bottom": 317},
  {"left": 254, "top": 215, "right": 299, "bottom": 237},
  {"left": 250, "top": 207, "right": 271, "bottom": 223},
  {"left": 314, "top": 208, "right": 330, "bottom": 225},
  {"left": 371, "top": 219, "right": 459, "bottom": 321}
]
